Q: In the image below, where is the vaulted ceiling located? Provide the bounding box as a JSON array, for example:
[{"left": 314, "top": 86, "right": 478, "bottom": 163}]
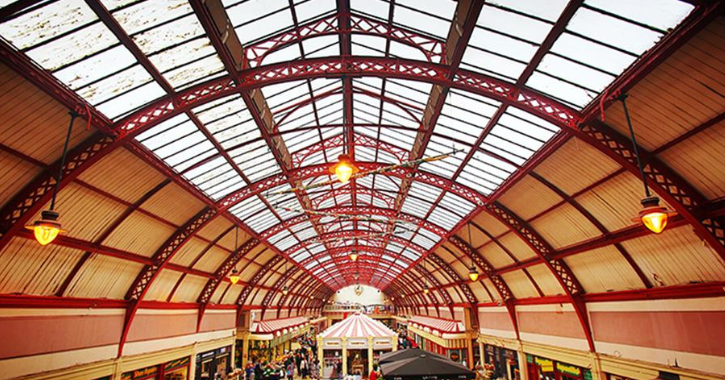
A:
[{"left": 1, "top": 0, "right": 724, "bottom": 336}]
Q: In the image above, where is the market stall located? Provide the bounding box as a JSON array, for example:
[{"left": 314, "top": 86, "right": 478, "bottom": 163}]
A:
[
  {"left": 238, "top": 316, "right": 310, "bottom": 364},
  {"left": 407, "top": 316, "right": 473, "bottom": 367},
  {"left": 317, "top": 313, "right": 397, "bottom": 377}
]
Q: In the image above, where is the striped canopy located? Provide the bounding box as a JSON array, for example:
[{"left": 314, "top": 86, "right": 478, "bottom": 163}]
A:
[
  {"left": 252, "top": 316, "right": 308, "bottom": 334},
  {"left": 409, "top": 315, "right": 464, "bottom": 334},
  {"left": 320, "top": 313, "right": 397, "bottom": 339}
]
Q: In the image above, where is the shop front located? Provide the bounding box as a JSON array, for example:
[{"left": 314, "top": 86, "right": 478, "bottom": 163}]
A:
[
  {"left": 407, "top": 315, "right": 474, "bottom": 368},
  {"left": 483, "top": 345, "right": 519, "bottom": 380},
  {"left": 526, "top": 355, "right": 592, "bottom": 380},
  {"left": 195, "top": 346, "right": 232, "bottom": 380},
  {"left": 121, "top": 356, "right": 192, "bottom": 380},
  {"left": 237, "top": 316, "right": 311, "bottom": 366}
]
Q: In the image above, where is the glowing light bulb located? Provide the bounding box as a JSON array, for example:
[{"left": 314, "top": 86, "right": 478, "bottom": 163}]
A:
[
  {"left": 26, "top": 210, "right": 63, "bottom": 246},
  {"left": 349, "top": 251, "right": 358, "bottom": 262},
  {"left": 331, "top": 154, "right": 358, "bottom": 184},
  {"left": 229, "top": 269, "right": 240, "bottom": 285},
  {"left": 635, "top": 196, "right": 672, "bottom": 234},
  {"left": 468, "top": 265, "right": 480, "bottom": 282}
]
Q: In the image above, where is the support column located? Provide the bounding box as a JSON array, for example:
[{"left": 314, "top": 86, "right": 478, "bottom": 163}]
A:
[
  {"left": 478, "top": 341, "right": 484, "bottom": 367},
  {"left": 190, "top": 342, "right": 199, "bottom": 380},
  {"left": 242, "top": 333, "right": 250, "bottom": 366},
  {"left": 467, "top": 335, "right": 474, "bottom": 369},
  {"left": 317, "top": 336, "right": 324, "bottom": 360},
  {"left": 516, "top": 343, "right": 529, "bottom": 380},
  {"left": 589, "top": 352, "right": 605, "bottom": 380},
  {"left": 368, "top": 337, "right": 374, "bottom": 374},
  {"left": 342, "top": 337, "right": 348, "bottom": 375}
]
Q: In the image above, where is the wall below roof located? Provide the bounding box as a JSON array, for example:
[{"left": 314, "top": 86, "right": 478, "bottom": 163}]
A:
[
  {"left": 475, "top": 297, "right": 725, "bottom": 376},
  {"left": 0, "top": 307, "right": 237, "bottom": 379}
]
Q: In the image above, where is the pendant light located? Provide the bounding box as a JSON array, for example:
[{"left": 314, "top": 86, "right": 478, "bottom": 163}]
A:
[
  {"left": 466, "top": 223, "right": 480, "bottom": 282},
  {"left": 229, "top": 227, "right": 241, "bottom": 284},
  {"left": 619, "top": 94, "right": 675, "bottom": 234},
  {"left": 25, "top": 112, "right": 78, "bottom": 245},
  {"left": 330, "top": 154, "right": 358, "bottom": 183},
  {"left": 349, "top": 248, "right": 358, "bottom": 262}
]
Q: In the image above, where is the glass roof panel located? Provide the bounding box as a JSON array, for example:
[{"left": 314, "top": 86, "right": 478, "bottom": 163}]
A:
[
  {"left": 393, "top": 0, "right": 455, "bottom": 40},
  {"left": 0, "top": 0, "right": 98, "bottom": 50}
]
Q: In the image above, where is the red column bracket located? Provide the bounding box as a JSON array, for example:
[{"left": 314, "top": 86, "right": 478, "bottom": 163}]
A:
[
  {"left": 485, "top": 202, "right": 594, "bottom": 351},
  {"left": 117, "top": 207, "right": 216, "bottom": 356}
]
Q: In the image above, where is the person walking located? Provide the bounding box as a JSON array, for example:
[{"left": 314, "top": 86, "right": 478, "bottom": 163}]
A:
[
  {"left": 310, "top": 359, "right": 320, "bottom": 380},
  {"left": 300, "top": 357, "right": 308, "bottom": 379},
  {"left": 286, "top": 361, "right": 295, "bottom": 380},
  {"left": 369, "top": 365, "right": 379, "bottom": 380}
]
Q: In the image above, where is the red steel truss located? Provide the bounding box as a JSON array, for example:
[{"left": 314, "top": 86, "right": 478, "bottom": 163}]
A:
[
  {"left": 0, "top": 0, "right": 722, "bottom": 333},
  {"left": 245, "top": 13, "right": 447, "bottom": 68}
]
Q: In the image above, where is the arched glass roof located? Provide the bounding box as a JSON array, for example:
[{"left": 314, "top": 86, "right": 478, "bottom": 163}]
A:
[{"left": 0, "top": 0, "right": 696, "bottom": 289}]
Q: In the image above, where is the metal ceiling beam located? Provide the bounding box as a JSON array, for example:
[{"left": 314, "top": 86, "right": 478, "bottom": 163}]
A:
[
  {"left": 529, "top": 172, "right": 653, "bottom": 288},
  {"left": 486, "top": 202, "right": 595, "bottom": 351},
  {"left": 379, "top": 0, "right": 483, "bottom": 286},
  {"left": 196, "top": 237, "right": 260, "bottom": 330},
  {"left": 576, "top": 120, "right": 725, "bottom": 263}
]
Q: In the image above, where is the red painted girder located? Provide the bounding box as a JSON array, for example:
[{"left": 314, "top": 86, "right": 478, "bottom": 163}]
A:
[
  {"left": 576, "top": 120, "right": 725, "bottom": 262},
  {"left": 485, "top": 202, "right": 594, "bottom": 351},
  {"left": 529, "top": 171, "right": 653, "bottom": 288},
  {"left": 237, "top": 255, "right": 285, "bottom": 305},
  {"left": 197, "top": 237, "right": 260, "bottom": 305},
  {"left": 448, "top": 235, "right": 513, "bottom": 302},
  {"left": 167, "top": 225, "right": 236, "bottom": 302},
  {"left": 219, "top": 163, "right": 485, "bottom": 221},
  {"left": 266, "top": 206, "right": 446, "bottom": 249},
  {"left": 292, "top": 133, "right": 410, "bottom": 169},
  {"left": 114, "top": 56, "right": 579, "bottom": 139},
  {"left": 310, "top": 186, "right": 395, "bottom": 209},
  {"left": 245, "top": 13, "right": 446, "bottom": 67}
]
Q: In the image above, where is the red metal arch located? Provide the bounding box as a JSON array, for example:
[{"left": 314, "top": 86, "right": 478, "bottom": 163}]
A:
[
  {"left": 263, "top": 205, "right": 448, "bottom": 241},
  {"left": 576, "top": 121, "right": 725, "bottom": 263},
  {"left": 293, "top": 133, "right": 410, "bottom": 170},
  {"left": 413, "top": 264, "right": 453, "bottom": 306},
  {"left": 290, "top": 233, "right": 427, "bottom": 266},
  {"left": 237, "top": 255, "right": 284, "bottom": 305},
  {"left": 448, "top": 235, "right": 513, "bottom": 302},
  {"left": 448, "top": 235, "right": 519, "bottom": 339},
  {"left": 486, "top": 202, "right": 594, "bottom": 351},
  {"left": 196, "top": 237, "right": 259, "bottom": 330},
  {"left": 117, "top": 207, "right": 216, "bottom": 356},
  {"left": 310, "top": 186, "right": 396, "bottom": 210},
  {"left": 244, "top": 13, "right": 446, "bottom": 68},
  {"left": 0, "top": 53, "right": 573, "bottom": 256},
  {"left": 113, "top": 56, "right": 578, "bottom": 141},
  {"left": 197, "top": 237, "right": 260, "bottom": 305}
]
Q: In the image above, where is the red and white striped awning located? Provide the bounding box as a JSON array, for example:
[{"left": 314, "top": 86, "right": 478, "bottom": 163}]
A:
[
  {"left": 319, "top": 313, "right": 396, "bottom": 338},
  {"left": 409, "top": 315, "right": 464, "bottom": 334},
  {"left": 252, "top": 316, "right": 308, "bottom": 334}
]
